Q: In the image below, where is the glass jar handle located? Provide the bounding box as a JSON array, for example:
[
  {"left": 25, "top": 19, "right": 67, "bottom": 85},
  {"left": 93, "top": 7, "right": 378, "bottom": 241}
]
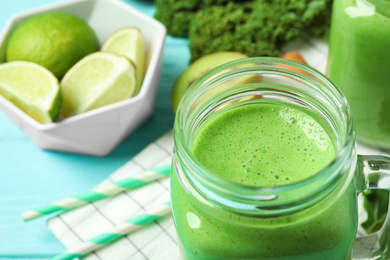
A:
[{"left": 354, "top": 155, "right": 390, "bottom": 259}]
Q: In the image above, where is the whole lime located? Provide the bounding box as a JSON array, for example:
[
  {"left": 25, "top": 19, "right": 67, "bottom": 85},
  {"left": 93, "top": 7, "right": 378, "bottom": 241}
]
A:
[{"left": 6, "top": 12, "right": 99, "bottom": 79}]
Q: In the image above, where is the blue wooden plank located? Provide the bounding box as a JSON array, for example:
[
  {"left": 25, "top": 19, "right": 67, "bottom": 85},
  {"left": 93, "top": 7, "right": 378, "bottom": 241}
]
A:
[{"left": 0, "top": 0, "right": 190, "bottom": 257}]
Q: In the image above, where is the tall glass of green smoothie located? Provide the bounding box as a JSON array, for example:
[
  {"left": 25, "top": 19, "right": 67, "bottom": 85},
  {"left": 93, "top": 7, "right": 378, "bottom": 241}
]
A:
[
  {"left": 171, "top": 57, "right": 390, "bottom": 259},
  {"left": 327, "top": 0, "right": 390, "bottom": 148}
]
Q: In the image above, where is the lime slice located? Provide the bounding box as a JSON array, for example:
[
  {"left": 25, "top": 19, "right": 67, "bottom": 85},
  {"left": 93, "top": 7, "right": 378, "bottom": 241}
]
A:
[
  {"left": 0, "top": 61, "right": 61, "bottom": 123},
  {"left": 101, "top": 27, "right": 145, "bottom": 94},
  {"left": 60, "top": 52, "right": 136, "bottom": 118}
]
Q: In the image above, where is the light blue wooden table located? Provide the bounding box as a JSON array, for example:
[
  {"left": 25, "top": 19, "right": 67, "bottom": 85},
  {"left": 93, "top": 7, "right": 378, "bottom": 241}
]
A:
[{"left": 0, "top": 0, "right": 189, "bottom": 258}]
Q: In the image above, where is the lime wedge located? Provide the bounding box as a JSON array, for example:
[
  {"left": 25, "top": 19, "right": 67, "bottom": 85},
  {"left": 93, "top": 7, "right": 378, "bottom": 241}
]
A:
[
  {"left": 101, "top": 27, "right": 145, "bottom": 94},
  {"left": 0, "top": 61, "right": 61, "bottom": 123},
  {"left": 60, "top": 52, "right": 136, "bottom": 118}
]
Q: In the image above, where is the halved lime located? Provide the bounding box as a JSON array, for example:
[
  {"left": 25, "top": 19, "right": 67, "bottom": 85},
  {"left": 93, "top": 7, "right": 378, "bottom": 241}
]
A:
[
  {"left": 60, "top": 52, "right": 136, "bottom": 118},
  {"left": 101, "top": 27, "right": 145, "bottom": 94},
  {"left": 0, "top": 61, "right": 61, "bottom": 123}
]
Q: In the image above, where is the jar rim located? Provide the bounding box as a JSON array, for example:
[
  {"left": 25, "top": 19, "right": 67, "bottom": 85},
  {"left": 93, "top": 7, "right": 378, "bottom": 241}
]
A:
[{"left": 173, "top": 57, "right": 355, "bottom": 214}]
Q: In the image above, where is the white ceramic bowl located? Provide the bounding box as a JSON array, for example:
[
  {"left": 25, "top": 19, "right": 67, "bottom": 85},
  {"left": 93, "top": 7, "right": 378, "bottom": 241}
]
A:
[{"left": 0, "top": 0, "right": 166, "bottom": 156}]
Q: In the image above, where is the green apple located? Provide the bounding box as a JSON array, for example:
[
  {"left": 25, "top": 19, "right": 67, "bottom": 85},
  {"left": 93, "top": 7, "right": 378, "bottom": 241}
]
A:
[{"left": 170, "top": 51, "right": 249, "bottom": 113}]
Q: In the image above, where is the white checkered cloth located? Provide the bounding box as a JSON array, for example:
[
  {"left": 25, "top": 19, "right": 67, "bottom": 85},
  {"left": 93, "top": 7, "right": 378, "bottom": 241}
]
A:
[
  {"left": 47, "top": 131, "right": 178, "bottom": 260},
  {"left": 47, "top": 34, "right": 390, "bottom": 259}
]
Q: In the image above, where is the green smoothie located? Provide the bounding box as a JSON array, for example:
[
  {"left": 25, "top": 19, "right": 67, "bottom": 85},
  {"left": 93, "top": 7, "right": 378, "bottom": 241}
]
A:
[
  {"left": 192, "top": 104, "right": 335, "bottom": 187},
  {"left": 171, "top": 103, "right": 358, "bottom": 259},
  {"left": 327, "top": 0, "right": 390, "bottom": 148}
]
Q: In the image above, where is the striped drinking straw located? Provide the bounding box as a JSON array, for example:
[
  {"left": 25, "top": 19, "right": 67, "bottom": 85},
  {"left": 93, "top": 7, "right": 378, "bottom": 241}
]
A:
[
  {"left": 51, "top": 201, "right": 172, "bottom": 260},
  {"left": 22, "top": 164, "right": 171, "bottom": 221}
]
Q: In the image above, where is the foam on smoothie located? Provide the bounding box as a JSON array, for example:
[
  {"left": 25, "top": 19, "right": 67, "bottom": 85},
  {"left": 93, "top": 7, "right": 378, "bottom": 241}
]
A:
[{"left": 192, "top": 103, "right": 335, "bottom": 186}]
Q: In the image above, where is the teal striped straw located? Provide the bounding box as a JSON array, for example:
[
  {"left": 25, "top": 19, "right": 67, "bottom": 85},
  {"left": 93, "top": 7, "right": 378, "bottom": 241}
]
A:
[
  {"left": 22, "top": 164, "right": 171, "bottom": 221},
  {"left": 51, "top": 201, "right": 172, "bottom": 260}
]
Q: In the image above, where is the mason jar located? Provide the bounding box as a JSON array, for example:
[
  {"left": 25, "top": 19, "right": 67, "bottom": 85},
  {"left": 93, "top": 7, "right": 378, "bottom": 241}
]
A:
[
  {"left": 327, "top": 0, "right": 390, "bottom": 149},
  {"left": 171, "top": 57, "right": 390, "bottom": 259}
]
